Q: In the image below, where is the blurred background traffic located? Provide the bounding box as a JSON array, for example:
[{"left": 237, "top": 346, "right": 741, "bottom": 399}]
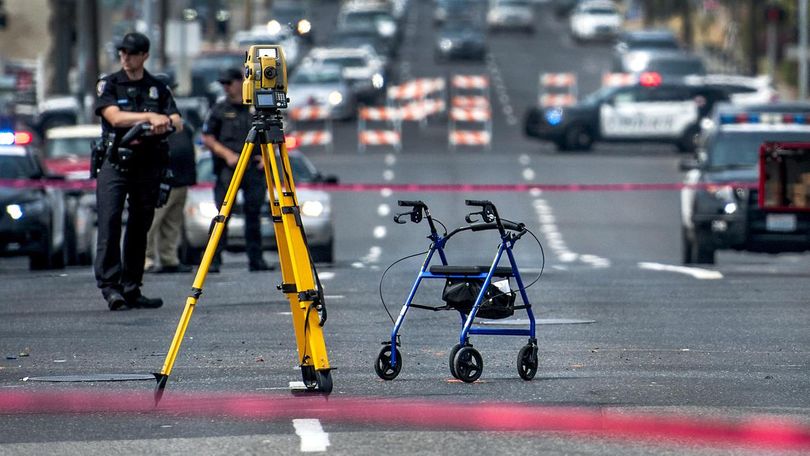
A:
[{"left": 2, "top": 0, "right": 810, "bottom": 270}]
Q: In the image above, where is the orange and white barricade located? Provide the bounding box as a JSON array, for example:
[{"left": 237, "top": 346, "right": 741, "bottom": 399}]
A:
[
  {"left": 386, "top": 77, "right": 446, "bottom": 127},
  {"left": 448, "top": 105, "right": 492, "bottom": 150},
  {"left": 601, "top": 72, "right": 636, "bottom": 88},
  {"left": 449, "top": 74, "right": 492, "bottom": 150},
  {"left": 287, "top": 105, "right": 333, "bottom": 152},
  {"left": 538, "top": 72, "right": 577, "bottom": 107},
  {"left": 358, "top": 106, "right": 402, "bottom": 153}
]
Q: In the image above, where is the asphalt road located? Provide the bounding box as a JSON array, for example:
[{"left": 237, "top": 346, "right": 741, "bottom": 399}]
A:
[{"left": 1, "top": 1, "right": 809, "bottom": 455}]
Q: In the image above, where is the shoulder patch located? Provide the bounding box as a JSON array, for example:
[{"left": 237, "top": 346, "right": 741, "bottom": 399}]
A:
[
  {"left": 149, "top": 86, "right": 159, "bottom": 99},
  {"left": 96, "top": 80, "right": 107, "bottom": 96}
]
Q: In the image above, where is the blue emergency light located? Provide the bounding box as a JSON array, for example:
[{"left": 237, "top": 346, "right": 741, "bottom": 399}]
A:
[
  {"left": 0, "top": 131, "right": 33, "bottom": 145},
  {"left": 719, "top": 112, "right": 807, "bottom": 125}
]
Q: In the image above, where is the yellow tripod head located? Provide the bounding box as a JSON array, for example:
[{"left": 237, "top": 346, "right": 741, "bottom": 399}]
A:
[{"left": 242, "top": 45, "right": 289, "bottom": 110}]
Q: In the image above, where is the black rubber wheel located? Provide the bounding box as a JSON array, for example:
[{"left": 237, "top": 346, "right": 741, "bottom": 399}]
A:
[
  {"left": 453, "top": 346, "right": 483, "bottom": 383},
  {"left": 517, "top": 344, "right": 538, "bottom": 380},
  {"left": 301, "top": 365, "right": 317, "bottom": 389},
  {"left": 316, "top": 370, "right": 333, "bottom": 394},
  {"left": 563, "top": 124, "right": 593, "bottom": 151},
  {"left": 448, "top": 343, "right": 463, "bottom": 379},
  {"left": 374, "top": 345, "right": 402, "bottom": 380}
]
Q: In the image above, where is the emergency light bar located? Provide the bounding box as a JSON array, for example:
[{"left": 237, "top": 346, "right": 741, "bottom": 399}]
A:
[
  {"left": 718, "top": 112, "right": 808, "bottom": 125},
  {"left": 0, "top": 131, "right": 33, "bottom": 146}
]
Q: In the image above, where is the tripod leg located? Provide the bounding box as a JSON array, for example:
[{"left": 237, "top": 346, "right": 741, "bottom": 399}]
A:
[
  {"left": 153, "top": 136, "right": 258, "bottom": 404},
  {"left": 261, "top": 140, "right": 332, "bottom": 393}
]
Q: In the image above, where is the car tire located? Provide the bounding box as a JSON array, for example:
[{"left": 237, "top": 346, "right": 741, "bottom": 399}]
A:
[
  {"left": 563, "top": 125, "right": 593, "bottom": 151},
  {"left": 310, "top": 240, "right": 334, "bottom": 264}
]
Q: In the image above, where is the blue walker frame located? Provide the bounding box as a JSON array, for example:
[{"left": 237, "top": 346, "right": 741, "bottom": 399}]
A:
[{"left": 375, "top": 200, "right": 539, "bottom": 383}]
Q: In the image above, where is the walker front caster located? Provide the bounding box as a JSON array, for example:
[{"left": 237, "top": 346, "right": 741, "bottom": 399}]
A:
[
  {"left": 375, "top": 345, "right": 402, "bottom": 380},
  {"left": 453, "top": 346, "right": 483, "bottom": 383},
  {"left": 517, "top": 343, "right": 538, "bottom": 380},
  {"left": 448, "top": 343, "right": 463, "bottom": 379}
]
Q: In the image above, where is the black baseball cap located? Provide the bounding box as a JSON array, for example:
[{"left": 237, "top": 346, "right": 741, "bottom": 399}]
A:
[
  {"left": 117, "top": 32, "right": 150, "bottom": 54},
  {"left": 217, "top": 68, "right": 244, "bottom": 84}
]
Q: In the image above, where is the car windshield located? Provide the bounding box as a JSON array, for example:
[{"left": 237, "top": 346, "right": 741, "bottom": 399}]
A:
[
  {"left": 582, "top": 86, "right": 618, "bottom": 105},
  {"left": 583, "top": 7, "right": 617, "bottom": 14},
  {"left": 626, "top": 38, "right": 679, "bottom": 50},
  {"left": 646, "top": 58, "right": 705, "bottom": 76},
  {"left": 709, "top": 131, "right": 810, "bottom": 168},
  {"left": 290, "top": 68, "right": 342, "bottom": 84},
  {"left": 320, "top": 56, "right": 367, "bottom": 68},
  {"left": 0, "top": 154, "right": 37, "bottom": 178},
  {"left": 45, "top": 137, "right": 94, "bottom": 158},
  {"left": 196, "top": 155, "right": 316, "bottom": 184},
  {"left": 498, "top": 0, "right": 530, "bottom": 7}
]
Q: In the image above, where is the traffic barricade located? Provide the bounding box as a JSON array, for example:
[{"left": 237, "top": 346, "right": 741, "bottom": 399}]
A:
[
  {"left": 538, "top": 72, "right": 577, "bottom": 107},
  {"left": 358, "top": 106, "right": 402, "bottom": 153},
  {"left": 601, "top": 72, "right": 636, "bottom": 88},
  {"left": 386, "top": 77, "right": 446, "bottom": 127},
  {"left": 448, "top": 105, "right": 492, "bottom": 150},
  {"left": 287, "top": 105, "right": 333, "bottom": 152}
]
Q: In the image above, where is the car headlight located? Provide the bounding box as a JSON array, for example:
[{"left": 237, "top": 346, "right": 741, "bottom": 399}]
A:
[
  {"left": 297, "top": 19, "right": 311, "bottom": 35},
  {"left": 267, "top": 20, "right": 282, "bottom": 35},
  {"left": 544, "top": 107, "right": 564, "bottom": 126},
  {"left": 301, "top": 200, "right": 324, "bottom": 217},
  {"left": 707, "top": 184, "right": 734, "bottom": 202},
  {"left": 6, "top": 200, "right": 46, "bottom": 220},
  {"left": 372, "top": 73, "right": 384, "bottom": 89},
  {"left": 439, "top": 39, "right": 453, "bottom": 51},
  {"left": 377, "top": 21, "right": 396, "bottom": 37},
  {"left": 328, "top": 91, "right": 343, "bottom": 106},
  {"left": 199, "top": 201, "right": 219, "bottom": 219}
]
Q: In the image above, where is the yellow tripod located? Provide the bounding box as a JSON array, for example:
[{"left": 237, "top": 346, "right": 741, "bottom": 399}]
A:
[{"left": 154, "top": 110, "right": 332, "bottom": 401}]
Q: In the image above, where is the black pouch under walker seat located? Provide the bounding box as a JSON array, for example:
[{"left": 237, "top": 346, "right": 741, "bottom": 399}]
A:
[{"left": 441, "top": 278, "right": 516, "bottom": 319}]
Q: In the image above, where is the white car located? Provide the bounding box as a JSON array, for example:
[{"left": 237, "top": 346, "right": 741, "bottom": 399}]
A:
[
  {"left": 487, "top": 0, "right": 535, "bottom": 33},
  {"left": 181, "top": 151, "right": 337, "bottom": 264},
  {"left": 303, "top": 46, "right": 387, "bottom": 103},
  {"left": 287, "top": 63, "right": 358, "bottom": 120},
  {"left": 569, "top": 0, "right": 622, "bottom": 42}
]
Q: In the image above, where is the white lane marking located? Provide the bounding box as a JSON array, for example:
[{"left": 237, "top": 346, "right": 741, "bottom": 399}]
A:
[
  {"left": 522, "top": 168, "right": 535, "bottom": 181},
  {"left": 362, "top": 246, "right": 382, "bottom": 264},
  {"left": 293, "top": 419, "right": 330, "bottom": 452},
  {"left": 377, "top": 203, "right": 391, "bottom": 217},
  {"left": 638, "top": 262, "right": 723, "bottom": 280},
  {"left": 318, "top": 272, "right": 335, "bottom": 280},
  {"left": 533, "top": 198, "right": 610, "bottom": 268},
  {"left": 373, "top": 226, "right": 387, "bottom": 239},
  {"left": 384, "top": 153, "right": 397, "bottom": 166},
  {"left": 519, "top": 154, "right": 531, "bottom": 166},
  {"left": 486, "top": 53, "right": 518, "bottom": 126},
  {"left": 382, "top": 169, "right": 395, "bottom": 181},
  {"left": 380, "top": 188, "right": 393, "bottom": 197}
]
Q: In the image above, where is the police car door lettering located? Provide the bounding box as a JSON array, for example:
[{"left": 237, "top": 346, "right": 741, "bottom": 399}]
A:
[{"left": 601, "top": 101, "right": 696, "bottom": 138}]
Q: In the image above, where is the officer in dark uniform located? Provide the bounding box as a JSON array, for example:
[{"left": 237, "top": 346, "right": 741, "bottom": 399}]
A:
[
  {"left": 94, "top": 32, "right": 184, "bottom": 310},
  {"left": 201, "top": 67, "right": 272, "bottom": 272}
]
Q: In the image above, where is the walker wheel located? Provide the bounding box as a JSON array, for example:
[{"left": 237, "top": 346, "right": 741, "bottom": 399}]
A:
[
  {"left": 517, "top": 344, "right": 538, "bottom": 381},
  {"left": 301, "top": 365, "right": 318, "bottom": 389},
  {"left": 316, "top": 370, "right": 333, "bottom": 394},
  {"left": 448, "top": 344, "right": 463, "bottom": 379},
  {"left": 375, "top": 345, "right": 402, "bottom": 380},
  {"left": 453, "top": 346, "right": 483, "bottom": 383}
]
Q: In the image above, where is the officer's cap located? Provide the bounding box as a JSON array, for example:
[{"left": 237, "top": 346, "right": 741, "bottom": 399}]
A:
[
  {"left": 117, "top": 32, "right": 150, "bottom": 54},
  {"left": 217, "top": 68, "right": 244, "bottom": 84}
]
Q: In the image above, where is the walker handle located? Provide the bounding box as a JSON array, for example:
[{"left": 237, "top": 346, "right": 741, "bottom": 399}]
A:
[{"left": 471, "top": 221, "right": 524, "bottom": 232}]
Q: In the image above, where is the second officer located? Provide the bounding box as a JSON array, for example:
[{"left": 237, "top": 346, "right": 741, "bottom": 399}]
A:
[{"left": 201, "top": 67, "right": 272, "bottom": 272}]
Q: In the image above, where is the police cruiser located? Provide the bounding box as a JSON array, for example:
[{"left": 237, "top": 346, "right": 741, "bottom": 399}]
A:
[
  {"left": 680, "top": 103, "right": 810, "bottom": 264},
  {"left": 524, "top": 72, "right": 728, "bottom": 152}
]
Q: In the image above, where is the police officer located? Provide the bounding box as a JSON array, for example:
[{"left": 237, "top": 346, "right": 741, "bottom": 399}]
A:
[
  {"left": 94, "top": 32, "right": 183, "bottom": 310},
  {"left": 145, "top": 73, "right": 197, "bottom": 274},
  {"left": 201, "top": 67, "right": 272, "bottom": 273}
]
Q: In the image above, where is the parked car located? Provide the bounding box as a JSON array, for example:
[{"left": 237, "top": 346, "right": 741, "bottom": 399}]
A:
[
  {"left": 487, "top": 0, "right": 535, "bottom": 33},
  {"left": 434, "top": 19, "right": 488, "bottom": 62},
  {"left": 568, "top": 0, "right": 622, "bottom": 42},
  {"left": 0, "top": 144, "right": 69, "bottom": 269},
  {"left": 268, "top": 0, "right": 315, "bottom": 43},
  {"left": 303, "top": 47, "right": 387, "bottom": 103},
  {"left": 614, "top": 50, "right": 706, "bottom": 77},
  {"left": 684, "top": 74, "right": 779, "bottom": 107},
  {"left": 614, "top": 29, "right": 681, "bottom": 54},
  {"left": 287, "top": 63, "right": 358, "bottom": 120},
  {"left": 181, "top": 150, "right": 337, "bottom": 264}
]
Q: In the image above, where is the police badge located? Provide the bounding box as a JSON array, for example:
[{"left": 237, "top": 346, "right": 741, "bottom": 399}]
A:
[{"left": 149, "top": 86, "right": 159, "bottom": 99}]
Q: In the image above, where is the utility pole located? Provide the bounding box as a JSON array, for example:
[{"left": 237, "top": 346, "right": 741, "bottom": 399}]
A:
[
  {"left": 801, "top": 0, "right": 808, "bottom": 100},
  {"left": 76, "top": 0, "right": 99, "bottom": 123}
]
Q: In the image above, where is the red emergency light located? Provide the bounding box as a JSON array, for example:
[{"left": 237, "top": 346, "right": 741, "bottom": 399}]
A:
[
  {"left": 639, "top": 72, "right": 662, "bottom": 87},
  {"left": 14, "top": 131, "right": 33, "bottom": 145}
]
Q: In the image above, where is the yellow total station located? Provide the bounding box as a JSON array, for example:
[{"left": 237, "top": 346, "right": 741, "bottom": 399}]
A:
[{"left": 154, "top": 44, "right": 332, "bottom": 403}]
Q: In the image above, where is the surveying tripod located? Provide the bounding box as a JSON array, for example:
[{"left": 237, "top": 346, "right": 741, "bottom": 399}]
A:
[{"left": 153, "top": 109, "right": 333, "bottom": 401}]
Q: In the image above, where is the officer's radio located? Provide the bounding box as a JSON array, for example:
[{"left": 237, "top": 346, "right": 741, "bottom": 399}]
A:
[{"left": 242, "top": 45, "right": 288, "bottom": 110}]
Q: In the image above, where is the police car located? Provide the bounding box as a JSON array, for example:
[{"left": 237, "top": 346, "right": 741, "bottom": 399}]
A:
[
  {"left": 680, "top": 103, "right": 810, "bottom": 264},
  {"left": 523, "top": 72, "right": 729, "bottom": 151}
]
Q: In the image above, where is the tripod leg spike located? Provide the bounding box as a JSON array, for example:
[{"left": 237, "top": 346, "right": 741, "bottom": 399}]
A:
[{"left": 153, "top": 373, "right": 169, "bottom": 406}]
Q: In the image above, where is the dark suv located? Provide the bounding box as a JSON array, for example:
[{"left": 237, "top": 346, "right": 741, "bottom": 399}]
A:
[{"left": 680, "top": 104, "right": 810, "bottom": 264}]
